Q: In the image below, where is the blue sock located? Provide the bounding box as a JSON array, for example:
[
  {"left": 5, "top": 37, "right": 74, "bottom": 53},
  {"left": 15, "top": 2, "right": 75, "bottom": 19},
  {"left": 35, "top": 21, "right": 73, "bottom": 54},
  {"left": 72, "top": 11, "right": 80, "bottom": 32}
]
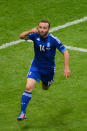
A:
[{"left": 21, "top": 91, "right": 32, "bottom": 113}]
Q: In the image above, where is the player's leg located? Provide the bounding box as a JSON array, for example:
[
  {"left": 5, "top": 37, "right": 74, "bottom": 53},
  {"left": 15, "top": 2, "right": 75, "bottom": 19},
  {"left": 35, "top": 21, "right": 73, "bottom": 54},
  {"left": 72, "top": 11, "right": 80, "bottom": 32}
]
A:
[
  {"left": 42, "top": 82, "right": 51, "bottom": 90},
  {"left": 17, "top": 78, "right": 37, "bottom": 121},
  {"left": 41, "top": 69, "right": 55, "bottom": 90},
  {"left": 25, "top": 78, "right": 37, "bottom": 92},
  {"left": 21, "top": 78, "right": 37, "bottom": 114}
]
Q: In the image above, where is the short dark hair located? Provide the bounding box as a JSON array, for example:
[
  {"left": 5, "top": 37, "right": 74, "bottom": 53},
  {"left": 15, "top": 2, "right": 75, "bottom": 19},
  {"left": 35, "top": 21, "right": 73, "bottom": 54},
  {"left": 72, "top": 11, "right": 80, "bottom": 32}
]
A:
[{"left": 39, "top": 20, "right": 50, "bottom": 28}]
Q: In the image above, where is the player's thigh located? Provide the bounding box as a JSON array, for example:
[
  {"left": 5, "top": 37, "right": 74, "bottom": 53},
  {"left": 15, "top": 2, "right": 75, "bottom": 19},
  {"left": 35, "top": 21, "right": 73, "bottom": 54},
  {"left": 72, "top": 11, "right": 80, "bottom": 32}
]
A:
[{"left": 26, "top": 78, "right": 37, "bottom": 92}]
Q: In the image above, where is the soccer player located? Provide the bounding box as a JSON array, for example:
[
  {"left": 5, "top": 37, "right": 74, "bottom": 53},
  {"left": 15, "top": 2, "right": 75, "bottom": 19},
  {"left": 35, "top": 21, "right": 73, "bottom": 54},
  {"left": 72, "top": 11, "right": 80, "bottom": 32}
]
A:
[{"left": 17, "top": 20, "right": 70, "bottom": 120}]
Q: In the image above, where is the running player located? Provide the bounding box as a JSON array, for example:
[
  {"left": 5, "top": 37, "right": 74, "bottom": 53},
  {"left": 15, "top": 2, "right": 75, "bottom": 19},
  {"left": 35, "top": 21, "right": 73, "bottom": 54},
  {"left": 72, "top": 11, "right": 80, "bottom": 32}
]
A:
[{"left": 17, "top": 20, "right": 70, "bottom": 120}]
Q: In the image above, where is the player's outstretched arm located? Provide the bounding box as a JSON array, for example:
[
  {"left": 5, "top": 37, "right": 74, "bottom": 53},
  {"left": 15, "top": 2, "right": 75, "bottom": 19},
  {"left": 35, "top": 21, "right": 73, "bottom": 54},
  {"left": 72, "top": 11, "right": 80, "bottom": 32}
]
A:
[
  {"left": 62, "top": 50, "right": 71, "bottom": 79},
  {"left": 19, "top": 27, "right": 38, "bottom": 40}
]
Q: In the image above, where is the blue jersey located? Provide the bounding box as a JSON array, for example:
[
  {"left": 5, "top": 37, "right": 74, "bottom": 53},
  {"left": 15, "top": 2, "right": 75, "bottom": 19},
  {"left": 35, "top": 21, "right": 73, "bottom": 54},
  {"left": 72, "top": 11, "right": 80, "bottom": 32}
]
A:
[{"left": 27, "top": 33, "right": 66, "bottom": 70}]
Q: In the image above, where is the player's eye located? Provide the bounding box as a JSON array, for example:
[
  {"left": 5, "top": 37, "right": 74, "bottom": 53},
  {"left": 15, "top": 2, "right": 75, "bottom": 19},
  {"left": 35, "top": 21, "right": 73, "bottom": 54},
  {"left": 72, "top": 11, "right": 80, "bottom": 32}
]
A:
[
  {"left": 39, "top": 26, "right": 42, "bottom": 29},
  {"left": 43, "top": 27, "right": 47, "bottom": 29}
]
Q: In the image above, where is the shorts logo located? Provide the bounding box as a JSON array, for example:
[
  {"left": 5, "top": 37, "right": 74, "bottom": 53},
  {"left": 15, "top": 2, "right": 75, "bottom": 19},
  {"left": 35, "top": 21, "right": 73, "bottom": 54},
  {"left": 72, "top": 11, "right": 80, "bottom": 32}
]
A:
[
  {"left": 29, "top": 72, "right": 32, "bottom": 75},
  {"left": 48, "top": 80, "right": 53, "bottom": 86}
]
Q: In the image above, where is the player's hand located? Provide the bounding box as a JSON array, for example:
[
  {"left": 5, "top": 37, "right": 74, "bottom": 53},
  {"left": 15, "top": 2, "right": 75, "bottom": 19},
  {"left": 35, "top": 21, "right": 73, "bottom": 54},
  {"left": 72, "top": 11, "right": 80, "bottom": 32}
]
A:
[
  {"left": 64, "top": 66, "right": 70, "bottom": 79},
  {"left": 31, "top": 27, "right": 38, "bottom": 33}
]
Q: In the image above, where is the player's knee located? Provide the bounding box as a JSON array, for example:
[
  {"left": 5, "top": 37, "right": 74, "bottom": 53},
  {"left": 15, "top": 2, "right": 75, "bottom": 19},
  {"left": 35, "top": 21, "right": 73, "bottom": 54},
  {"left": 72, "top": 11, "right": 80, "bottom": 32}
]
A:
[
  {"left": 43, "top": 88, "right": 49, "bottom": 90},
  {"left": 42, "top": 83, "right": 50, "bottom": 90},
  {"left": 42, "top": 86, "right": 50, "bottom": 90},
  {"left": 26, "top": 85, "right": 32, "bottom": 92}
]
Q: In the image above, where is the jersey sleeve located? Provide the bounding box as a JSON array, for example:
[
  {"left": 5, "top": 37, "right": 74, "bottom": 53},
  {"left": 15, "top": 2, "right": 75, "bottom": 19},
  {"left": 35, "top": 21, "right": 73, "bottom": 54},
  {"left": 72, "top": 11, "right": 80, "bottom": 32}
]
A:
[
  {"left": 27, "top": 33, "right": 35, "bottom": 41},
  {"left": 54, "top": 37, "right": 66, "bottom": 53}
]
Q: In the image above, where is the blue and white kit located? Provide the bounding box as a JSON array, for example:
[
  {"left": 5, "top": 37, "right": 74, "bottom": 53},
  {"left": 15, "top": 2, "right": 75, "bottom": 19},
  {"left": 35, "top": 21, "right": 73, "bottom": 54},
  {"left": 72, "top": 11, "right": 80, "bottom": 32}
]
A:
[{"left": 27, "top": 33, "right": 66, "bottom": 86}]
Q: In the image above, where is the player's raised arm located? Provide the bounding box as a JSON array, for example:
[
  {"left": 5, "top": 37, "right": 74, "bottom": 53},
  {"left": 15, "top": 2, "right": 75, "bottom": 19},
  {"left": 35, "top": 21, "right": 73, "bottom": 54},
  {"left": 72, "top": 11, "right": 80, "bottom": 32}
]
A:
[
  {"left": 62, "top": 50, "right": 70, "bottom": 79},
  {"left": 19, "top": 27, "right": 38, "bottom": 40}
]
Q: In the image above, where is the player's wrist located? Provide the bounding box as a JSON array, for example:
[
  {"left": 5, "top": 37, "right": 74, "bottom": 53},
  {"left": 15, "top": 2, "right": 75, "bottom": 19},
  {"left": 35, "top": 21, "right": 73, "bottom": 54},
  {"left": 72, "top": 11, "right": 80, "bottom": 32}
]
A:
[{"left": 64, "top": 65, "right": 70, "bottom": 70}]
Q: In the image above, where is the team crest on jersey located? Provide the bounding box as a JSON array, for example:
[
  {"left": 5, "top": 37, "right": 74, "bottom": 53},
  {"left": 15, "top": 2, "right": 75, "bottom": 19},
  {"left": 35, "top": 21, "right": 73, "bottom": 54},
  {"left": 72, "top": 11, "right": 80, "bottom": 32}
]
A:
[
  {"left": 47, "top": 42, "right": 50, "bottom": 47},
  {"left": 46, "top": 42, "right": 51, "bottom": 50}
]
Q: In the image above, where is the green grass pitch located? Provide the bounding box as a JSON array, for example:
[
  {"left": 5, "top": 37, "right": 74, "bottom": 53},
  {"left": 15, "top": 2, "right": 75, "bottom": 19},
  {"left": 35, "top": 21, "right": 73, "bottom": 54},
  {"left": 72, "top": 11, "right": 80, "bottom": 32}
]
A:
[{"left": 0, "top": 0, "right": 87, "bottom": 130}]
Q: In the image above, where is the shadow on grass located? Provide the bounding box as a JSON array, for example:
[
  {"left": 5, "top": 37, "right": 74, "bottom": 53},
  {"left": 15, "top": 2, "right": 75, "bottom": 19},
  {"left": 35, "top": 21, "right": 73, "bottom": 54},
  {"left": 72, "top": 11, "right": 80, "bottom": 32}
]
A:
[{"left": 18, "top": 106, "right": 73, "bottom": 130}]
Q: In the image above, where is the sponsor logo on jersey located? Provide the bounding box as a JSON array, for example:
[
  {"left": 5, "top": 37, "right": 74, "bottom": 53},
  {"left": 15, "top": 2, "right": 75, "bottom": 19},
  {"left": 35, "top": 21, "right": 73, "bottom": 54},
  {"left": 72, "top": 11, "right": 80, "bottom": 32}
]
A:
[{"left": 36, "top": 38, "right": 40, "bottom": 41}]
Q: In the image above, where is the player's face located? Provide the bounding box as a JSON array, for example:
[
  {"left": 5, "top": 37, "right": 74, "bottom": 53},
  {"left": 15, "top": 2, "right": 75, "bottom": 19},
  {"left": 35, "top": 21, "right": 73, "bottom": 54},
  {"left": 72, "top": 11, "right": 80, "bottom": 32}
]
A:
[{"left": 38, "top": 22, "right": 49, "bottom": 38}]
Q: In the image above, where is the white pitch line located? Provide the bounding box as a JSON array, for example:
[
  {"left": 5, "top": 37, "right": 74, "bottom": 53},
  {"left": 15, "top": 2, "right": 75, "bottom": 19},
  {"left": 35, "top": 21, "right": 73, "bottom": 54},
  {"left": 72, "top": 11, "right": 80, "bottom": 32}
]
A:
[
  {"left": 0, "top": 39, "right": 32, "bottom": 49},
  {"left": 0, "top": 40, "right": 24, "bottom": 49},
  {"left": 0, "top": 16, "right": 87, "bottom": 51},
  {"left": 49, "top": 16, "right": 87, "bottom": 32},
  {"left": 65, "top": 45, "right": 87, "bottom": 52}
]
